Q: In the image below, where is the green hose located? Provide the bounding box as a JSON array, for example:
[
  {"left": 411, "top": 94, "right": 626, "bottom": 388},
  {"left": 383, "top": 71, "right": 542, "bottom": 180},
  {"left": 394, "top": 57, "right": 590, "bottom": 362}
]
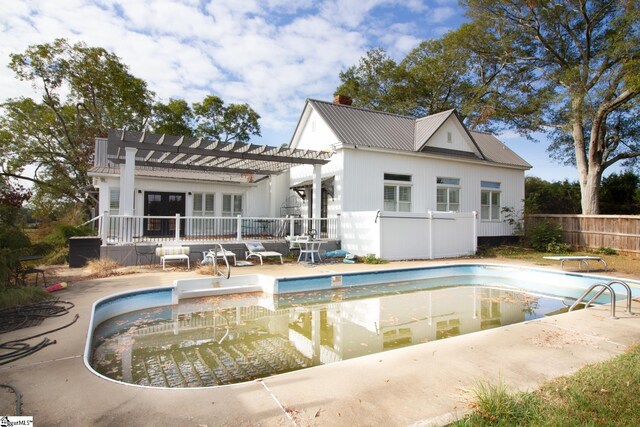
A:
[{"left": 0, "top": 383, "right": 21, "bottom": 415}]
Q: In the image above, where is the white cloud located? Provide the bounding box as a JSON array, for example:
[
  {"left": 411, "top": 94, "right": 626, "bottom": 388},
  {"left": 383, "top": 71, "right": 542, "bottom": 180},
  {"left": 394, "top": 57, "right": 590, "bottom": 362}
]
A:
[{"left": 0, "top": 0, "right": 465, "bottom": 146}]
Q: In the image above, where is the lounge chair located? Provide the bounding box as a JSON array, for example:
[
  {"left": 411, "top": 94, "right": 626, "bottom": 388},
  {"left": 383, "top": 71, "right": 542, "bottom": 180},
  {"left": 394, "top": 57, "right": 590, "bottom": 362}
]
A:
[
  {"left": 203, "top": 246, "right": 237, "bottom": 266},
  {"left": 244, "top": 242, "right": 283, "bottom": 265}
]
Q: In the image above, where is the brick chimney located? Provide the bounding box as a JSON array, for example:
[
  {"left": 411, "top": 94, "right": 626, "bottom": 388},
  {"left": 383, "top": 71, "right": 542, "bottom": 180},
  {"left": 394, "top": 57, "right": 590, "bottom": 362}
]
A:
[{"left": 333, "top": 94, "right": 353, "bottom": 106}]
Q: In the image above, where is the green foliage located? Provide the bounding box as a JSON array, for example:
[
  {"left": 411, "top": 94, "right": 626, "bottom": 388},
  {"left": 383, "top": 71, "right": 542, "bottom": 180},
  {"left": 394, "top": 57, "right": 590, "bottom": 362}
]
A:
[
  {"left": 600, "top": 172, "right": 640, "bottom": 214},
  {"left": 501, "top": 206, "right": 524, "bottom": 240},
  {"left": 546, "top": 241, "right": 571, "bottom": 254},
  {"left": 150, "top": 95, "right": 262, "bottom": 143},
  {"left": 1, "top": 38, "right": 154, "bottom": 216},
  {"left": 527, "top": 220, "right": 565, "bottom": 252},
  {"left": 150, "top": 98, "right": 194, "bottom": 137},
  {"left": 192, "top": 95, "right": 261, "bottom": 143},
  {"left": 0, "top": 285, "right": 53, "bottom": 310},
  {"left": 462, "top": 0, "right": 640, "bottom": 214},
  {"left": 597, "top": 246, "right": 618, "bottom": 256},
  {"left": 453, "top": 381, "right": 542, "bottom": 426},
  {"left": 361, "top": 254, "right": 387, "bottom": 264},
  {"left": 525, "top": 177, "right": 581, "bottom": 214}
]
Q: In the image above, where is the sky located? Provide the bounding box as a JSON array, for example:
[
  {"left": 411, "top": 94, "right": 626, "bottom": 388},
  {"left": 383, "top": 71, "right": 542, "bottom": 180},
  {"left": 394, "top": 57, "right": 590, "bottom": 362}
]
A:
[{"left": 0, "top": 0, "right": 584, "bottom": 182}]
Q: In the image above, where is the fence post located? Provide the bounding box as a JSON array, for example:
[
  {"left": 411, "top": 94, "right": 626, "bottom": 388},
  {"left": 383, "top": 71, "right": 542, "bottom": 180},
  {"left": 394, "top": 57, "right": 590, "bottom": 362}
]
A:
[
  {"left": 472, "top": 211, "right": 478, "bottom": 254},
  {"left": 175, "top": 214, "right": 181, "bottom": 242},
  {"left": 289, "top": 215, "right": 294, "bottom": 237},
  {"left": 236, "top": 214, "right": 242, "bottom": 240},
  {"left": 102, "top": 211, "right": 109, "bottom": 244},
  {"left": 427, "top": 211, "right": 434, "bottom": 259}
]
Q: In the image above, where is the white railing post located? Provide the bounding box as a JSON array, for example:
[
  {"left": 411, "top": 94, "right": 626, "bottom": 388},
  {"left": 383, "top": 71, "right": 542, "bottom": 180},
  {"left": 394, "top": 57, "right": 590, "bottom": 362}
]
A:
[
  {"left": 102, "top": 211, "right": 109, "bottom": 243},
  {"left": 236, "top": 214, "right": 242, "bottom": 240},
  {"left": 289, "top": 215, "right": 295, "bottom": 237},
  {"left": 175, "top": 214, "right": 181, "bottom": 242}
]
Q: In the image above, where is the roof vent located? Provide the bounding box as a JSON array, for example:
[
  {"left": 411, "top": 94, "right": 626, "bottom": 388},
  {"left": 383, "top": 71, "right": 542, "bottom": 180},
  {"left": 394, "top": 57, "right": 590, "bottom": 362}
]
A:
[{"left": 333, "top": 94, "right": 353, "bottom": 106}]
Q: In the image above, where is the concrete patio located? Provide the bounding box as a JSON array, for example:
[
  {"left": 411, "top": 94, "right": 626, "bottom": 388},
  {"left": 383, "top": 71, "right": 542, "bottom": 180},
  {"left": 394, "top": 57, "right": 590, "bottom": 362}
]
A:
[{"left": 1, "top": 259, "right": 640, "bottom": 426}]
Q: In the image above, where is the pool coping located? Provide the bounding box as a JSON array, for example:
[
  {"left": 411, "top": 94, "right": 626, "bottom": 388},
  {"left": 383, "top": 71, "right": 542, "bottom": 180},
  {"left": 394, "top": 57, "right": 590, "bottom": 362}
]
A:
[{"left": 2, "top": 259, "right": 640, "bottom": 426}]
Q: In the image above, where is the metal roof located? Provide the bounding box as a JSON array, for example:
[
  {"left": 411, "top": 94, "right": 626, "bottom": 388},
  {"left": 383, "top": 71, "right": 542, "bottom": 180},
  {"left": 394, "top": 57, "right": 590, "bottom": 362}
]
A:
[
  {"left": 469, "top": 131, "right": 531, "bottom": 168},
  {"left": 309, "top": 100, "right": 415, "bottom": 151},
  {"left": 306, "top": 100, "right": 530, "bottom": 169},
  {"left": 98, "top": 129, "right": 332, "bottom": 177},
  {"left": 414, "top": 110, "right": 454, "bottom": 150}
]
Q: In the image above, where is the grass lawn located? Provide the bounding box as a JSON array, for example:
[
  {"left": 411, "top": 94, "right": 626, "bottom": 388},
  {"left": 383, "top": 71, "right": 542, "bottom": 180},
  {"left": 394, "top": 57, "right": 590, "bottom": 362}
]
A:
[{"left": 454, "top": 344, "right": 640, "bottom": 426}]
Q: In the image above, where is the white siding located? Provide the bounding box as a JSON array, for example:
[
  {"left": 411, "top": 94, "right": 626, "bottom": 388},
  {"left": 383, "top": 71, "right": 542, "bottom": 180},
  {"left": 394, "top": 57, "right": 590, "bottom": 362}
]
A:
[
  {"left": 94, "top": 175, "right": 273, "bottom": 217},
  {"left": 293, "top": 108, "right": 340, "bottom": 151},
  {"left": 424, "top": 116, "right": 479, "bottom": 155},
  {"left": 341, "top": 148, "right": 525, "bottom": 237}
]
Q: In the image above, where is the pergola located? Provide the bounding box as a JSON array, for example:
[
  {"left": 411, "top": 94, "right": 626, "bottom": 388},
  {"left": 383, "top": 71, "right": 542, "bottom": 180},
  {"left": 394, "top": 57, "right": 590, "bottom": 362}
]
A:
[{"left": 105, "top": 129, "right": 332, "bottom": 219}]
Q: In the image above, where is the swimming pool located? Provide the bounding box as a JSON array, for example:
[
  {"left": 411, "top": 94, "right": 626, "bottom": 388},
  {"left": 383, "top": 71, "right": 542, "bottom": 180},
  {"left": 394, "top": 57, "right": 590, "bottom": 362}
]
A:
[{"left": 85, "top": 264, "right": 639, "bottom": 388}]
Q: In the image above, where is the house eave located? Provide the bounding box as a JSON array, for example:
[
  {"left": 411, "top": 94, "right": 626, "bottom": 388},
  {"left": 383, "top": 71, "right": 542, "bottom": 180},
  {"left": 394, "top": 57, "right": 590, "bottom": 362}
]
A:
[{"left": 336, "top": 143, "right": 531, "bottom": 171}]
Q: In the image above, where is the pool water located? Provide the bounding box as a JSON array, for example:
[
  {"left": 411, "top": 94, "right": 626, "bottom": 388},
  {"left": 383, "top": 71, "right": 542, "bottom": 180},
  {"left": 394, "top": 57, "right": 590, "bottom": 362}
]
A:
[{"left": 91, "top": 282, "right": 566, "bottom": 387}]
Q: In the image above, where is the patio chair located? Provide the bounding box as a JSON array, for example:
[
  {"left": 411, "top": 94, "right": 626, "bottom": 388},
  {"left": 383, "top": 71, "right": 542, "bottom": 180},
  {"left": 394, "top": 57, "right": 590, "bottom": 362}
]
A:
[
  {"left": 203, "top": 246, "right": 237, "bottom": 266},
  {"left": 244, "top": 242, "right": 283, "bottom": 265},
  {"left": 135, "top": 243, "right": 157, "bottom": 265},
  {"left": 156, "top": 243, "right": 190, "bottom": 270}
]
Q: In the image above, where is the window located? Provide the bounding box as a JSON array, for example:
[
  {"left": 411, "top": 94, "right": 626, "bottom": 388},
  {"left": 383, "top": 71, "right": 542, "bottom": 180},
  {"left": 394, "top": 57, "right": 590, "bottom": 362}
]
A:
[
  {"left": 436, "top": 177, "right": 460, "bottom": 212},
  {"left": 193, "top": 193, "right": 214, "bottom": 216},
  {"left": 109, "top": 189, "right": 120, "bottom": 215},
  {"left": 222, "top": 194, "right": 243, "bottom": 216},
  {"left": 481, "top": 181, "right": 501, "bottom": 221},
  {"left": 383, "top": 174, "right": 411, "bottom": 212}
]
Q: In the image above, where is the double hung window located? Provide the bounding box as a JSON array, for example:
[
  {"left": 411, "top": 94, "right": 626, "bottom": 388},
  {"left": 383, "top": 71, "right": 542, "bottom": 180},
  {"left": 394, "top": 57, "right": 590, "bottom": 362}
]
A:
[
  {"left": 480, "top": 181, "right": 501, "bottom": 221},
  {"left": 436, "top": 177, "right": 460, "bottom": 212},
  {"left": 383, "top": 173, "right": 411, "bottom": 212},
  {"left": 222, "top": 194, "right": 243, "bottom": 217}
]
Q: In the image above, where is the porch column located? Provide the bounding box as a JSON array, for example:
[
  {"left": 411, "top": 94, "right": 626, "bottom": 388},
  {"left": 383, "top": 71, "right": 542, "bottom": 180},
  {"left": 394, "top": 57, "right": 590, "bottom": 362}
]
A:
[
  {"left": 120, "top": 147, "right": 137, "bottom": 216},
  {"left": 311, "top": 164, "right": 322, "bottom": 227}
]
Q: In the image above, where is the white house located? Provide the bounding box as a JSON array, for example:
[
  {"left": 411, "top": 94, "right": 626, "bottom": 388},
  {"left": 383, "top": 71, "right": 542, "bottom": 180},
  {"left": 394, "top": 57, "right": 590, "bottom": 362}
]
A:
[
  {"left": 287, "top": 96, "right": 531, "bottom": 259},
  {"left": 88, "top": 96, "right": 530, "bottom": 262}
]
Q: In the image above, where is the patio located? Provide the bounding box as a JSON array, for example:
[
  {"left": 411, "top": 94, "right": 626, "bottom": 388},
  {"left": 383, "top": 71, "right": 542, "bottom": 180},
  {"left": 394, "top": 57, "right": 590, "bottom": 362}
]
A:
[{"left": 2, "top": 259, "right": 639, "bottom": 425}]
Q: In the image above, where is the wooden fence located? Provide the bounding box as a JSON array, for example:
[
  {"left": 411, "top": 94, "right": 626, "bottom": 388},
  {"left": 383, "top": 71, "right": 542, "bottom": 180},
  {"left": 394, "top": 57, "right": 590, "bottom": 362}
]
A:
[{"left": 526, "top": 214, "right": 640, "bottom": 254}]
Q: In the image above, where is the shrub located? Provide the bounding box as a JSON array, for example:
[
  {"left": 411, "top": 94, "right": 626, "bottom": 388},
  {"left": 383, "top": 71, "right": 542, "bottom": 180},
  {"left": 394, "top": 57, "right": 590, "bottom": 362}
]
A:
[
  {"left": 527, "top": 220, "right": 564, "bottom": 252},
  {"left": 361, "top": 254, "right": 387, "bottom": 264},
  {"left": 0, "top": 285, "right": 53, "bottom": 310},
  {"left": 546, "top": 241, "right": 571, "bottom": 253},
  {"left": 598, "top": 246, "right": 618, "bottom": 255}
]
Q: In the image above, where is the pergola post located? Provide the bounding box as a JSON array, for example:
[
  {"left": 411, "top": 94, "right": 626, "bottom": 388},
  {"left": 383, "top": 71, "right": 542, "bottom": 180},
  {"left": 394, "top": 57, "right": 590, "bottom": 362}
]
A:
[
  {"left": 120, "top": 147, "right": 137, "bottom": 216},
  {"left": 311, "top": 164, "right": 322, "bottom": 231}
]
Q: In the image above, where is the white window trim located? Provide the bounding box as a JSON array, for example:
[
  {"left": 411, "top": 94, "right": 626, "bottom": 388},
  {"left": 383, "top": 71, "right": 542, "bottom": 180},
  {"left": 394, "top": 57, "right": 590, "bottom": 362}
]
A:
[
  {"left": 384, "top": 176, "right": 412, "bottom": 213},
  {"left": 193, "top": 193, "right": 215, "bottom": 217},
  {"left": 222, "top": 193, "right": 244, "bottom": 217},
  {"left": 480, "top": 182, "right": 502, "bottom": 222},
  {"left": 436, "top": 177, "right": 461, "bottom": 212},
  {"left": 109, "top": 188, "right": 120, "bottom": 215}
]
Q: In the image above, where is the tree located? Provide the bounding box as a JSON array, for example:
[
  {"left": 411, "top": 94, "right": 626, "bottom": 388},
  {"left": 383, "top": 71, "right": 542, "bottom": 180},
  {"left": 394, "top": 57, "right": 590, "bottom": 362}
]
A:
[
  {"left": 149, "top": 98, "right": 194, "bottom": 137},
  {"left": 150, "top": 95, "right": 261, "bottom": 143},
  {"left": 336, "top": 23, "right": 542, "bottom": 131},
  {"left": 462, "top": 0, "right": 640, "bottom": 214},
  {"left": 599, "top": 172, "right": 640, "bottom": 214},
  {"left": 0, "top": 39, "right": 154, "bottom": 216},
  {"left": 524, "top": 176, "right": 581, "bottom": 214},
  {"left": 192, "top": 95, "right": 261, "bottom": 143}
]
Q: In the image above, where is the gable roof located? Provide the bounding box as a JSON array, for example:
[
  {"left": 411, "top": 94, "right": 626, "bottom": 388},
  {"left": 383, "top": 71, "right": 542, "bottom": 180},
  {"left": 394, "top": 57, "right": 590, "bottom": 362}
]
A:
[
  {"left": 301, "top": 99, "right": 530, "bottom": 169},
  {"left": 470, "top": 131, "right": 532, "bottom": 168}
]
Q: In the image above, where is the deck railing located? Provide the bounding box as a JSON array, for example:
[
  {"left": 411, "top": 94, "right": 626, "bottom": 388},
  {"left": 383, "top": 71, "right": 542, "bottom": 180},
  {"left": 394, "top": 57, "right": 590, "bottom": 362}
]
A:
[{"left": 95, "top": 213, "right": 340, "bottom": 244}]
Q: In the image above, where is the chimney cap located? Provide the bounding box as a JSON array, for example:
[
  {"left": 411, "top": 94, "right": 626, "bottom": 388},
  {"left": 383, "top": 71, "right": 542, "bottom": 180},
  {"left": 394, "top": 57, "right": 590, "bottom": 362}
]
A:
[{"left": 333, "top": 94, "right": 353, "bottom": 106}]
